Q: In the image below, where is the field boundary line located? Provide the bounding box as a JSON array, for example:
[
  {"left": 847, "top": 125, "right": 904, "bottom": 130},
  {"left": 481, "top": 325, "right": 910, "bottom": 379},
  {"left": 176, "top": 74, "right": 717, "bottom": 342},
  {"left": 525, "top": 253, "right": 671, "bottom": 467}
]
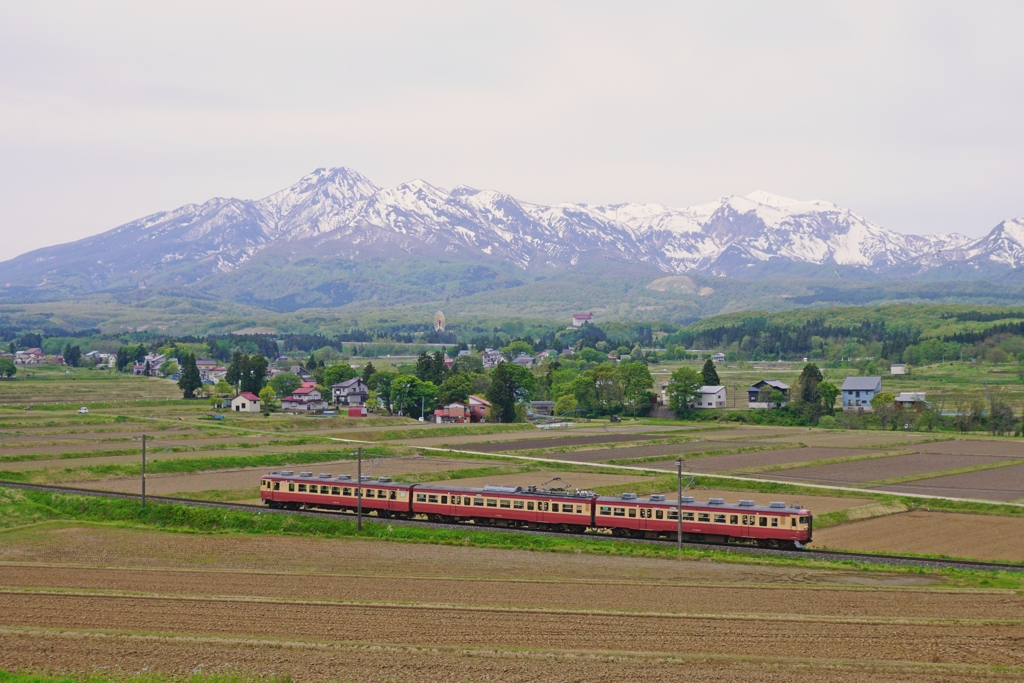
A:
[
  {"left": 863, "top": 458, "right": 1024, "bottom": 487},
  {"left": 3, "top": 588, "right": 1020, "bottom": 626},
  {"left": 726, "top": 449, "right": 912, "bottom": 475},
  {"left": 137, "top": 417, "right": 1024, "bottom": 508}
]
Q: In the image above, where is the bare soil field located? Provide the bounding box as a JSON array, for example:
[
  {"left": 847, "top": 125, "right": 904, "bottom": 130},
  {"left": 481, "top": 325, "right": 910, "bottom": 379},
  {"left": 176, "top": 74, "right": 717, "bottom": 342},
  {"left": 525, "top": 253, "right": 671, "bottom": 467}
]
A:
[
  {"left": 879, "top": 464, "right": 1024, "bottom": 501},
  {"left": 913, "top": 440, "right": 1024, "bottom": 457},
  {"left": 759, "top": 432, "right": 944, "bottom": 448},
  {"left": 402, "top": 424, "right": 698, "bottom": 447},
  {"left": 643, "top": 447, "right": 876, "bottom": 473},
  {"left": 814, "top": 510, "right": 1024, "bottom": 562},
  {"left": 5, "top": 630, "right": 1011, "bottom": 683},
  {"left": 539, "top": 441, "right": 766, "bottom": 463},
  {"left": 458, "top": 432, "right": 692, "bottom": 452},
  {"left": 422, "top": 470, "right": 652, "bottom": 490},
  {"left": 65, "top": 456, "right": 493, "bottom": 495},
  {"left": 775, "top": 453, "right": 1007, "bottom": 485},
  {"left": 648, "top": 489, "right": 874, "bottom": 515}
]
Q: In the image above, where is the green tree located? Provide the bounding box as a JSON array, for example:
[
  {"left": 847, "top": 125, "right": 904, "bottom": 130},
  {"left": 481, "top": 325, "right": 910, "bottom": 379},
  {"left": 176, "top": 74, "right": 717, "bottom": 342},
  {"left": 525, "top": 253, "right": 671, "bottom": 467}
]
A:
[
  {"left": 177, "top": 352, "right": 203, "bottom": 399},
  {"left": 501, "top": 340, "right": 535, "bottom": 361},
  {"left": 323, "top": 363, "right": 358, "bottom": 388},
  {"left": 667, "top": 367, "right": 702, "bottom": 416},
  {"left": 159, "top": 360, "right": 179, "bottom": 377},
  {"left": 0, "top": 358, "right": 15, "bottom": 378},
  {"left": 361, "top": 362, "right": 376, "bottom": 383},
  {"left": 438, "top": 372, "right": 473, "bottom": 405},
  {"left": 485, "top": 363, "right": 536, "bottom": 422},
  {"left": 368, "top": 371, "right": 398, "bottom": 413},
  {"left": 258, "top": 385, "right": 279, "bottom": 412},
  {"left": 554, "top": 394, "right": 578, "bottom": 417},
  {"left": 243, "top": 354, "right": 268, "bottom": 394},
  {"left": 797, "top": 363, "right": 824, "bottom": 404},
  {"left": 452, "top": 354, "right": 484, "bottom": 374},
  {"left": 571, "top": 371, "right": 600, "bottom": 414},
  {"left": 871, "top": 391, "right": 897, "bottom": 430},
  {"left": 225, "top": 351, "right": 247, "bottom": 387},
  {"left": 389, "top": 374, "right": 437, "bottom": 419},
  {"left": 415, "top": 351, "right": 447, "bottom": 385},
  {"left": 619, "top": 362, "right": 654, "bottom": 415},
  {"left": 817, "top": 381, "right": 840, "bottom": 416},
  {"left": 269, "top": 372, "right": 302, "bottom": 398},
  {"left": 214, "top": 380, "right": 234, "bottom": 397},
  {"left": 701, "top": 359, "right": 719, "bottom": 386},
  {"left": 63, "top": 343, "right": 81, "bottom": 367},
  {"left": 575, "top": 348, "right": 605, "bottom": 363}
]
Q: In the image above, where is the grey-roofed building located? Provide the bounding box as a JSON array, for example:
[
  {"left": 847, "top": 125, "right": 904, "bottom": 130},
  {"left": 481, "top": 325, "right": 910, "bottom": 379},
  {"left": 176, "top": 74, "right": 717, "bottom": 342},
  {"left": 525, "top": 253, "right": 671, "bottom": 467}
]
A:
[
  {"left": 747, "top": 380, "right": 789, "bottom": 409},
  {"left": 841, "top": 376, "right": 882, "bottom": 412}
]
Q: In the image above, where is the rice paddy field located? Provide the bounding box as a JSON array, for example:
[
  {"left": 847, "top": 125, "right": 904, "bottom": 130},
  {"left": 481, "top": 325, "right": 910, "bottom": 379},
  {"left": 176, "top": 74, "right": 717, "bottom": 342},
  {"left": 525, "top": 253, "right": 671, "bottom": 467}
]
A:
[{"left": 2, "top": 366, "right": 1024, "bottom": 681}]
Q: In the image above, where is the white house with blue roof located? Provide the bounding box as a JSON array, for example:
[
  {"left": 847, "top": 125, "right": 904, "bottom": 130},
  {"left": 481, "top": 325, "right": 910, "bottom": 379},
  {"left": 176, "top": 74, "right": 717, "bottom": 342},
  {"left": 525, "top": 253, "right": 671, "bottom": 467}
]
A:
[{"left": 841, "top": 376, "right": 882, "bottom": 412}]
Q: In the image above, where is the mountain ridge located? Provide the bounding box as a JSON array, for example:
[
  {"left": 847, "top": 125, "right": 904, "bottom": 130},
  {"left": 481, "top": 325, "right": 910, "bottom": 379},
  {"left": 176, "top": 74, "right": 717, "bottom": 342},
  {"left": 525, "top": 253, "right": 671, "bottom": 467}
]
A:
[{"left": 2, "top": 167, "right": 1023, "bottom": 305}]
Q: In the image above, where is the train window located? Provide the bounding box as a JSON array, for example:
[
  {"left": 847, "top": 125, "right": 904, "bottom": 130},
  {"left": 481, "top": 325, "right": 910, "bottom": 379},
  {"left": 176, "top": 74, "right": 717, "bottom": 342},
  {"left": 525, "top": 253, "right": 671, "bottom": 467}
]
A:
[
  {"left": 655, "top": 509, "right": 664, "bottom": 520},
  {"left": 551, "top": 503, "right": 559, "bottom": 513},
  {"left": 390, "top": 490, "right": 397, "bottom": 500},
  {"left": 528, "top": 502, "right": 536, "bottom": 511},
  {"left": 513, "top": 500, "right": 524, "bottom": 509},
  {"left": 667, "top": 510, "right": 678, "bottom": 520},
  {"left": 771, "top": 517, "right": 778, "bottom": 527},
  {"left": 441, "top": 495, "right": 448, "bottom": 504},
  {"left": 576, "top": 505, "right": 583, "bottom": 514},
  {"left": 628, "top": 508, "right": 636, "bottom": 518},
  {"left": 273, "top": 482, "right": 280, "bottom": 491},
  {"left": 638, "top": 509, "right": 645, "bottom": 518},
  {"left": 452, "top": 496, "right": 460, "bottom": 505},
  {"left": 343, "top": 487, "right": 352, "bottom": 496},
  {"left": 428, "top": 495, "right": 438, "bottom": 503},
  {"left": 790, "top": 517, "right": 796, "bottom": 527},
  {"left": 331, "top": 487, "right": 340, "bottom": 495},
  {"left": 297, "top": 484, "right": 306, "bottom": 492},
  {"left": 729, "top": 515, "right": 738, "bottom": 524},
  {"left": 321, "top": 486, "right": 329, "bottom": 494},
  {"left": 600, "top": 506, "right": 611, "bottom": 516},
  {"left": 799, "top": 516, "right": 808, "bottom": 524},
  {"left": 474, "top": 497, "right": 484, "bottom": 506},
  {"left": 500, "top": 499, "right": 510, "bottom": 508},
  {"left": 416, "top": 494, "right": 427, "bottom": 502},
  {"left": 698, "top": 513, "right": 710, "bottom": 522},
  {"left": 683, "top": 512, "right": 695, "bottom": 521},
  {"left": 379, "top": 490, "right": 388, "bottom": 499},
  {"left": 759, "top": 517, "right": 768, "bottom": 527},
  {"left": 613, "top": 508, "right": 625, "bottom": 517},
  {"left": 540, "top": 502, "right": 549, "bottom": 512},
  {"left": 399, "top": 491, "right": 406, "bottom": 499},
  {"left": 486, "top": 499, "right": 497, "bottom": 507},
  {"left": 714, "top": 514, "right": 726, "bottom": 524}
]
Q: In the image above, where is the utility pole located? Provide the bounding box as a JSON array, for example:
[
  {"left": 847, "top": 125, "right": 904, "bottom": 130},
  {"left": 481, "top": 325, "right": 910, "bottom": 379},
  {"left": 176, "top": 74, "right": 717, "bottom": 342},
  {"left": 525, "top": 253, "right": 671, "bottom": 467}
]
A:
[
  {"left": 141, "top": 434, "right": 146, "bottom": 509},
  {"left": 356, "top": 447, "right": 362, "bottom": 531},
  {"left": 676, "top": 459, "right": 683, "bottom": 551}
]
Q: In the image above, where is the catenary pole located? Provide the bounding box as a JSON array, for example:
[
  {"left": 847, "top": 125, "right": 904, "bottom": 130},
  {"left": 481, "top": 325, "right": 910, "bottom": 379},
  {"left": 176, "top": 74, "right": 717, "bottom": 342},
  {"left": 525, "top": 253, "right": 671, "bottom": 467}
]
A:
[
  {"left": 676, "top": 458, "right": 683, "bottom": 551},
  {"left": 356, "top": 447, "right": 362, "bottom": 531}
]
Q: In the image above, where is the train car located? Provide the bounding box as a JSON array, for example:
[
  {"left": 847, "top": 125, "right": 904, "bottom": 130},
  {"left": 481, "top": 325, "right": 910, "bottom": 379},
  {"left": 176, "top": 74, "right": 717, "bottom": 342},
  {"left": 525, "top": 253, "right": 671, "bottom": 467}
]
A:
[
  {"left": 593, "top": 492, "right": 811, "bottom": 548},
  {"left": 410, "top": 483, "right": 596, "bottom": 533},
  {"left": 260, "top": 471, "right": 414, "bottom": 518}
]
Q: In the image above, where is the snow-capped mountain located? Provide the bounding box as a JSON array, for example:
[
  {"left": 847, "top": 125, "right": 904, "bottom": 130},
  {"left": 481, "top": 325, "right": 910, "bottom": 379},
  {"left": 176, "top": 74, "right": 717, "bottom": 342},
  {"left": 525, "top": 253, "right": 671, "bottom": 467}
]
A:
[{"left": 1, "top": 167, "right": 1022, "bottom": 298}]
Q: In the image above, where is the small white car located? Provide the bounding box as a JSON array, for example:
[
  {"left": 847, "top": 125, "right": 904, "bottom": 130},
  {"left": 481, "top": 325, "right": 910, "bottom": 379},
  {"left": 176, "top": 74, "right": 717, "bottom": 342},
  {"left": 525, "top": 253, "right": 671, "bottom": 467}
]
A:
[{"left": 78, "top": 407, "right": 89, "bottom": 414}]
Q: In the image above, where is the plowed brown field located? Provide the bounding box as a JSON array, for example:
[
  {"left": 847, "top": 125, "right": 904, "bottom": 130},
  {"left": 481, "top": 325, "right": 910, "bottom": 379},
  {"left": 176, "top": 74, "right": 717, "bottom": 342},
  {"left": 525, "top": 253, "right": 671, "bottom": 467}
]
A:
[{"left": 1, "top": 522, "right": 1021, "bottom": 682}]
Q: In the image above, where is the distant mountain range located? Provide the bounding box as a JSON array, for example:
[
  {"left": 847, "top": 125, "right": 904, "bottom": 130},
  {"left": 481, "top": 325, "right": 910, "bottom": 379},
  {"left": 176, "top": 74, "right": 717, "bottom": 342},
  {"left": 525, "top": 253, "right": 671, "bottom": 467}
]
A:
[{"left": 2, "top": 167, "right": 1022, "bottom": 310}]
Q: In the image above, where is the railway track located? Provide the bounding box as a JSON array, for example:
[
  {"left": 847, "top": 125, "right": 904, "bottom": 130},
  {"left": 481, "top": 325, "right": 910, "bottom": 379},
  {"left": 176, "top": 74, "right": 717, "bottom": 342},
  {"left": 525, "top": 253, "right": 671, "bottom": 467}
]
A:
[{"left": 3, "top": 480, "right": 1022, "bottom": 573}]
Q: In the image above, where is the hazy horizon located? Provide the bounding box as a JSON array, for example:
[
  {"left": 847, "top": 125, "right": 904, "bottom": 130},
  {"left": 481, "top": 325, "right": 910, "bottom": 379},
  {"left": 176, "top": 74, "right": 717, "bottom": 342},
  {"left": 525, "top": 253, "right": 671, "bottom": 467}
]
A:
[{"left": 2, "top": 2, "right": 1022, "bottom": 259}]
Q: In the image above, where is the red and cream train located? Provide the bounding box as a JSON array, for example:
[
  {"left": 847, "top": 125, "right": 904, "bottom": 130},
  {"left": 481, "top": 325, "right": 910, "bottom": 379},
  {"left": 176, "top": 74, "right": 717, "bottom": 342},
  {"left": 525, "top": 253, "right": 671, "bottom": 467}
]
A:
[{"left": 260, "top": 471, "right": 812, "bottom": 548}]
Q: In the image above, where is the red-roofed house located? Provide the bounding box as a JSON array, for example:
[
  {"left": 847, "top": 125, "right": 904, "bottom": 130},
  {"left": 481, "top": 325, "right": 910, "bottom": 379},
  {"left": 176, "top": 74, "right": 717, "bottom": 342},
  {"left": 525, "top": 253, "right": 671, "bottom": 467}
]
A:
[
  {"left": 433, "top": 401, "right": 469, "bottom": 424},
  {"left": 571, "top": 312, "right": 593, "bottom": 328},
  {"left": 281, "top": 386, "right": 328, "bottom": 412},
  {"left": 468, "top": 395, "right": 491, "bottom": 422},
  {"left": 231, "top": 392, "right": 261, "bottom": 413}
]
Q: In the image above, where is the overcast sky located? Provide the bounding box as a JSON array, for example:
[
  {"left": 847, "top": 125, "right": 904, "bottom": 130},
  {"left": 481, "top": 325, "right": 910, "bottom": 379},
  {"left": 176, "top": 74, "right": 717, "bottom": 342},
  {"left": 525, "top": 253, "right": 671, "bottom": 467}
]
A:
[{"left": 2, "top": 1, "right": 1022, "bottom": 258}]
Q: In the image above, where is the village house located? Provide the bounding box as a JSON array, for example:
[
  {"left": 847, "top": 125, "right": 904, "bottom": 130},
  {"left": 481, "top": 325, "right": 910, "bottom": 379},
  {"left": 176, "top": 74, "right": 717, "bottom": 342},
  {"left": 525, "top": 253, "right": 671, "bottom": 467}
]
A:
[
  {"left": 230, "top": 392, "right": 261, "bottom": 413},
  {"left": 571, "top": 312, "right": 594, "bottom": 328},
  {"left": 481, "top": 349, "right": 504, "bottom": 369},
  {"left": 841, "top": 376, "right": 882, "bottom": 412},
  {"left": 712, "top": 352, "right": 726, "bottom": 363},
  {"left": 747, "top": 380, "right": 790, "bottom": 408},
  {"left": 537, "top": 349, "right": 557, "bottom": 362},
  {"left": 890, "top": 363, "right": 908, "bottom": 375},
  {"left": 512, "top": 354, "right": 535, "bottom": 368},
  {"left": 468, "top": 395, "right": 491, "bottom": 422},
  {"left": 530, "top": 400, "right": 556, "bottom": 417},
  {"left": 693, "top": 385, "right": 727, "bottom": 409},
  {"left": 331, "top": 377, "right": 369, "bottom": 406},
  {"left": 14, "top": 348, "right": 45, "bottom": 365},
  {"left": 281, "top": 386, "right": 328, "bottom": 412},
  {"left": 895, "top": 392, "right": 929, "bottom": 411},
  {"left": 433, "top": 401, "right": 469, "bottom": 423}
]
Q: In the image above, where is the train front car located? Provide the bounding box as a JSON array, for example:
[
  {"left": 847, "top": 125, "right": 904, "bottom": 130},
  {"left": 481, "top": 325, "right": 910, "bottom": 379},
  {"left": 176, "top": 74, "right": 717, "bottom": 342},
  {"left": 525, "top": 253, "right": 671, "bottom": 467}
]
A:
[
  {"left": 260, "top": 471, "right": 415, "bottom": 518},
  {"left": 411, "top": 483, "right": 596, "bottom": 533},
  {"left": 595, "top": 493, "right": 811, "bottom": 549}
]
